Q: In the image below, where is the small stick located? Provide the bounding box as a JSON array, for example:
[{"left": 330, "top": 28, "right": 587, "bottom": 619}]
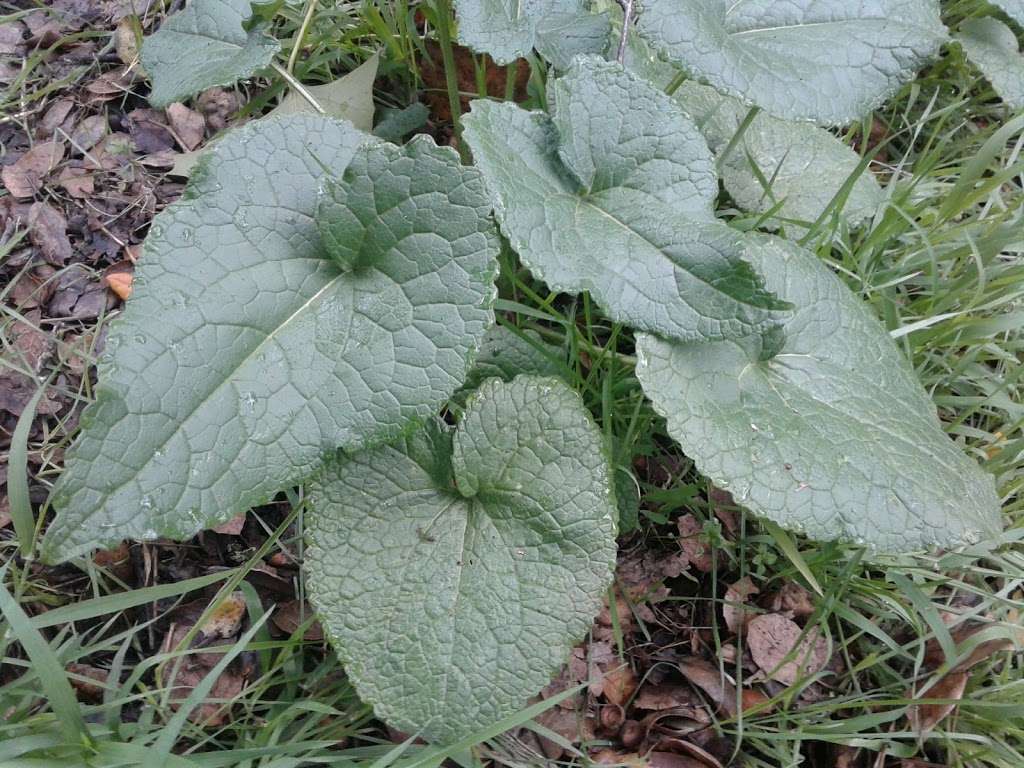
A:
[{"left": 616, "top": 0, "right": 634, "bottom": 64}]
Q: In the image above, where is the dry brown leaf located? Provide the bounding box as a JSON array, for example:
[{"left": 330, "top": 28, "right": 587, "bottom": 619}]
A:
[
  {"left": 634, "top": 683, "right": 699, "bottom": 711},
  {"left": 71, "top": 114, "right": 108, "bottom": 152},
  {"left": 677, "top": 657, "right": 737, "bottom": 717},
  {"left": 57, "top": 166, "right": 95, "bottom": 198},
  {"left": 28, "top": 201, "right": 72, "bottom": 265},
  {"left": 166, "top": 102, "right": 205, "bottom": 151},
  {"left": 723, "top": 577, "right": 759, "bottom": 634},
  {"left": 747, "top": 614, "right": 829, "bottom": 686},
  {"left": 103, "top": 264, "right": 133, "bottom": 300},
  {"left": 200, "top": 592, "right": 247, "bottom": 639},
  {"left": 676, "top": 514, "right": 713, "bottom": 573},
  {"left": 93, "top": 541, "right": 132, "bottom": 581},
  {"left": 602, "top": 664, "right": 639, "bottom": 707},
  {"left": 771, "top": 582, "right": 816, "bottom": 619},
  {"left": 2, "top": 141, "right": 65, "bottom": 198},
  {"left": 908, "top": 670, "right": 969, "bottom": 736},
  {"left": 114, "top": 17, "right": 140, "bottom": 66},
  {"left": 39, "top": 99, "right": 75, "bottom": 139},
  {"left": 212, "top": 513, "right": 246, "bottom": 535},
  {"left": 271, "top": 600, "right": 324, "bottom": 641},
  {"left": 67, "top": 662, "right": 108, "bottom": 702}
]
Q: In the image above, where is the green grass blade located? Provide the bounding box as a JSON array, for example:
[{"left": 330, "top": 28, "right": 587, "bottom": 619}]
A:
[{"left": 0, "top": 565, "right": 90, "bottom": 749}]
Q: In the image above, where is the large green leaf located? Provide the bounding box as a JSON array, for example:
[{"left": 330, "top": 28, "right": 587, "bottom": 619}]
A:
[
  {"left": 635, "top": 0, "right": 947, "bottom": 124},
  {"left": 454, "top": 0, "right": 601, "bottom": 64},
  {"left": 265, "top": 53, "right": 379, "bottom": 131},
  {"left": 463, "top": 57, "right": 790, "bottom": 345},
  {"left": 958, "top": 17, "right": 1024, "bottom": 110},
  {"left": 676, "top": 82, "right": 885, "bottom": 231},
  {"left": 141, "top": 0, "right": 280, "bottom": 108},
  {"left": 41, "top": 117, "right": 499, "bottom": 562},
  {"left": 306, "top": 376, "right": 617, "bottom": 743},
  {"left": 635, "top": 235, "right": 1002, "bottom": 552},
  {"left": 534, "top": 11, "right": 611, "bottom": 69}
]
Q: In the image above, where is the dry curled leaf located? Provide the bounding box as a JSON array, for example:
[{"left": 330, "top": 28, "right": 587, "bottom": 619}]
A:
[
  {"left": 908, "top": 670, "right": 969, "bottom": 736},
  {"left": 2, "top": 141, "right": 65, "bottom": 198},
  {"left": 166, "top": 102, "right": 205, "bottom": 150},
  {"left": 723, "top": 576, "right": 759, "bottom": 634},
  {"left": 28, "top": 201, "right": 73, "bottom": 265},
  {"left": 747, "top": 614, "right": 829, "bottom": 686},
  {"left": 602, "top": 664, "right": 639, "bottom": 707}
]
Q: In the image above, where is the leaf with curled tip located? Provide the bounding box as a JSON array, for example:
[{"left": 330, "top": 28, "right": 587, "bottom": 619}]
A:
[
  {"left": 635, "top": 234, "right": 1002, "bottom": 553},
  {"left": 41, "top": 116, "right": 499, "bottom": 562},
  {"left": 463, "top": 57, "right": 791, "bottom": 347},
  {"left": 306, "top": 376, "right": 617, "bottom": 743}
]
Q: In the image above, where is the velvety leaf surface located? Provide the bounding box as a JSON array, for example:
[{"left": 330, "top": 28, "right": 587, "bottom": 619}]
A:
[
  {"left": 993, "top": 0, "right": 1024, "bottom": 24},
  {"left": 456, "top": 325, "right": 563, "bottom": 401},
  {"left": 306, "top": 376, "right": 617, "bottom": 743},
  {"left": 41, "top": 117, "right": 499, "bottom": 562},
  {"left": 635, "top": 0, "right": 947, "bottom": 124},
  {"left": 454, "top": 0, "right": 582, "bottom": 64},
  {"left": 676, "top": 82, "right": 885, "bottom": 231},
  {"left": 534, "top": 11, "right": 611, "bottom": 69},
  {"left": 635, "top": 235, "right": 1002, "bottom": 552},
  {"left": 958, "top": 17, "right": 1024, "bottom": 110},
  {"left": 463, "top": 57, "right": 790, "bottom": 345},
  {"left": 141, "top": 0, "right": 280, "bottom": 107}
]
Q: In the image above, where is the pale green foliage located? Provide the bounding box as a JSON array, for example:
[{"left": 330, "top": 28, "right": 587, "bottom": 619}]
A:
[
  {"left": 41, "top": 117, "right": 499, "bottom": 562},
  {"left": 635, "top": 235, "right": 1002, "bottom": 552},
  {"left": 454, "top": 0, "right": 603, "bottom": 64},
  {"left": 635, "top": 0, "right": 948, "bottom": 124},
  {"left": 306, "top": 376, "right": 617, "bottom": 743},
  {"left": 534, "top": 11, "right": 611, "bottom": 69},
  {"left": 675, "top": 82, "right": 885, "bottom": 231},
  {"left": 958, "top": 17, "right": 1024, "bottom": 110},
  {"left": 141, "top": 0, "right": 279, "bottom": 107},
  {"left": 462, "top": 57, "right": 791, "bottom": 346},
  {"left": 455, "top": 325, "right": 563, "bottom": 401}
]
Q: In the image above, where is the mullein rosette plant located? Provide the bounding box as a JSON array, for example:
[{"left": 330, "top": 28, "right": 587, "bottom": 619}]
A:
[{"left": 38, "top": 0, "right": 1013, "bottom": 744}]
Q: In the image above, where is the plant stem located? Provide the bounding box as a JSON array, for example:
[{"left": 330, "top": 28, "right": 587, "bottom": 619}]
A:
[
  {"left": 432, "top": 0, "right": 469, "bottom": 162},
  {"left": 287, "top": 0, "right": 318, "bottom": 74},
  {"left": 616, "top": 0, "right": 634, "bottom": 64},
  {"left": 271, "top": 61, "right": 325, "bottom": 114},
  {"left": 504, "top": 63, "right": 517, "bottom": 101}
]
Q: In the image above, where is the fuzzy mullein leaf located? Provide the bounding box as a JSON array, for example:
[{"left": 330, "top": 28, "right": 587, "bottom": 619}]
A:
[
  {"left": 635, "top": 234, "right": 1002, "bottom": 553},
  {"left": 958, "top": 17, "right": 1024, "bottom": 110},
  {"left": 41, "top": 117, "right": 499, "bottom": 562},
  {"left": 454, "top": 0, "right": 597, "bottom": 64},
  {"left": 141, "top": 0, "right": 280, "bottom": 107},
  {"left": 635, "top": 0, "right": 948, "bottom": 124},
  {"left": 463, "top": 56, "right": 790, "bottom": 346},
  {"left": 675, "top": 82, "right": 885, "bottom": 232},
  {"left": 306, "top": 376, "right": 617, "bottom": 743}
]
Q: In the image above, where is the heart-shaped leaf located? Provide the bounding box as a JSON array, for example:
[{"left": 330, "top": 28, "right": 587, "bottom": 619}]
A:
[
  {"left": 635, "top": 0, "right": 948, "bottom": 124},
  {"left": 958, "top": 17, "right": 1024, "bottom": 110},
  {"left": 41, "top": 116, "right": 499, "bottom": 562},
  {"left": 463, "top": 57, "right": 790, "bottom": 345},
  {"left": 635, "top": 235, "right": 1002, "bottom": 552},
  {"left": 141, "top": 0, "right": 280, "bottom": 107},
  {"left": 306, "top": 376, "right": 617, "bottom": 743}
]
